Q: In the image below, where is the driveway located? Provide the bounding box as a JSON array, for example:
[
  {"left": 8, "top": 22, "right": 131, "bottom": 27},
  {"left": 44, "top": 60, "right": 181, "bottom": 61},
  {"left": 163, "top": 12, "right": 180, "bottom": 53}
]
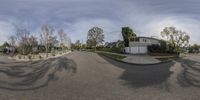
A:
[
  {"left": 122, "top": 55, "right": 160, "bottom": 64},
  {"left": 0, "top": 51, "right": 199, "bottom": 100}
]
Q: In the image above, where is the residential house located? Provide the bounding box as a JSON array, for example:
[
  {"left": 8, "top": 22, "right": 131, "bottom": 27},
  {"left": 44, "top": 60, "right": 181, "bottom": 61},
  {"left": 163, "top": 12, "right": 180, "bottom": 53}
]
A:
[
  {"left": 124, "top": 36, "right": 160, "bottom": 54},
  {"left": 105, "top": 40, "right": 123, "bottom": 48}
]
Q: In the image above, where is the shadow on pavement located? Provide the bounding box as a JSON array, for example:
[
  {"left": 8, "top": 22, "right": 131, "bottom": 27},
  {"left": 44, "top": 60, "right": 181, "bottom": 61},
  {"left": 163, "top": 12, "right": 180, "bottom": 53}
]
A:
[
  {"left": 99, "top": 55, "right": 175, "bottom": 88},
  {"left": 177, "top": 59, "right": 200, "bottom": 88},
  {"left": 0, "top": 57, "right": 77, "bottom": 91}
]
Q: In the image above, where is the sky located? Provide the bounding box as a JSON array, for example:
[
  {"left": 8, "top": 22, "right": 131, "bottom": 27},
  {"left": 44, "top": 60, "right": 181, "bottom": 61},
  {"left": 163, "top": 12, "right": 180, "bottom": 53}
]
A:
[{"left": 0, "top": 0, "right": 200, "bottom": 44}]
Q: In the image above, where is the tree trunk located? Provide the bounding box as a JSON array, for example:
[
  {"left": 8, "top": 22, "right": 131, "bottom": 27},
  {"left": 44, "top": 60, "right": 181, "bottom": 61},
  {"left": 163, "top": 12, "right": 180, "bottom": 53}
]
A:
[
  {"left": 46, "top": 44, "right": 48, "bottom": 58},
  {"left": 94, "top": 46, "right": 96, "bottom": 52},
  {"left": 23, "top": 46, "right": 25, "bottom": 59}
]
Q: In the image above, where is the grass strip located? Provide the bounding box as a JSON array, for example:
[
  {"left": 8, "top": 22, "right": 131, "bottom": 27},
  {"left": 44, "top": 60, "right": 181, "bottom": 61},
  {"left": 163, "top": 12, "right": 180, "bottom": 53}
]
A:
[{"left": 97, "top": 52, "right": 126, "bottom": 61}]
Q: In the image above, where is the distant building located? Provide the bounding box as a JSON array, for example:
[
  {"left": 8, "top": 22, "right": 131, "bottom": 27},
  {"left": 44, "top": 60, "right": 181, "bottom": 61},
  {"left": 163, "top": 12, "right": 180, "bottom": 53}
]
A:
[
  {"left": 124, "top": 36, "right": 160, "bottom": 54},
  {"left": 105, "top": 40, "right": 123, "bottom": 48}
]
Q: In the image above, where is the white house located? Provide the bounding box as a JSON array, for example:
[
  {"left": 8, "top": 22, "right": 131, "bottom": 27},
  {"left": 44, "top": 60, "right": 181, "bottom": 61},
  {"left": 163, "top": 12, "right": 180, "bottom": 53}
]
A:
[{"left": 124, "top": 37, "right": 160, "bottom": 54}]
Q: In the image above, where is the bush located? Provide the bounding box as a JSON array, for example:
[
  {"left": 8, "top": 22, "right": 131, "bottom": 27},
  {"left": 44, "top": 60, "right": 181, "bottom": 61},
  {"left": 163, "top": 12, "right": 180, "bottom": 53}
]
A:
[
  {"left": 17, "top": 45, "right": 32, "bottom": 55},
  {"left": 148, "top": 44, "right": 161, "bottom": 53},
  {"left": 148, "top": 40, "right": 178, "bottom": 54},
  {"left": 38, "top": 55, "right": 42, "bottom": 59},
  {"left": 18, "top": 55, "right": 21, "bottom": 59},
  {"left": 96, "top": 47, "right": 123, "bottom": 54},
  {"left": 52, "top": 53, "right": 56, "bottom": 56},
  {"left": 28, "top": 55, "right": 32, "bottom": 59}
]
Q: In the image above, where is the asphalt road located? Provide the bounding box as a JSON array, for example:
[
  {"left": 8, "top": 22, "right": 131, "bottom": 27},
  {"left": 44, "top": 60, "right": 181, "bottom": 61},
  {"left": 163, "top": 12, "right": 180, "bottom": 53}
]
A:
[{"left": 0, "top": 51, "right": 199, "bottom": 100}]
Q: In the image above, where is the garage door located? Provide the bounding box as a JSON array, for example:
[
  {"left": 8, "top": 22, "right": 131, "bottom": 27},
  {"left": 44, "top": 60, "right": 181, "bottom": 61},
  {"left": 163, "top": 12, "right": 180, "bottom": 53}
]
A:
[
  {"left": 138, "top": 46, "right": 147, "bottom": 54},
  {"left": 124, "top": 46, "right": 147, "bottom": 54}
]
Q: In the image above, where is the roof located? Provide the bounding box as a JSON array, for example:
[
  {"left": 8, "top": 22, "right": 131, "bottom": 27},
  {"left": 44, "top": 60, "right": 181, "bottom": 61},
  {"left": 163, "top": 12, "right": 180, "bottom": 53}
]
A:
[{"left": 137, "top": 36, "right": 160, "bottom": 41}]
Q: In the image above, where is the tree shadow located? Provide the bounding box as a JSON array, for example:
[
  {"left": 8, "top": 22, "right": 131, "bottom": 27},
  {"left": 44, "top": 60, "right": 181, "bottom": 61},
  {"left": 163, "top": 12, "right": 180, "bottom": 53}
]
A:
[
  {"left": 0, "top": 57, "right": 77, "bottom": 91},
  {"left": 99, "top": 55, "right": 175, "bottom": 88},
  {"left": 176, "top": 59, "right": 200, "bottom": 88}
]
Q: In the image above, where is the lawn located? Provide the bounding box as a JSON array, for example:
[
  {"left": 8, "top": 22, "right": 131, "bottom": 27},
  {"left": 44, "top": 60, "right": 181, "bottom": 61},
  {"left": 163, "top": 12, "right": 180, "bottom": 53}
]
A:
[{"left": 97, "top": 52, "right": 126, "bottom": 61}]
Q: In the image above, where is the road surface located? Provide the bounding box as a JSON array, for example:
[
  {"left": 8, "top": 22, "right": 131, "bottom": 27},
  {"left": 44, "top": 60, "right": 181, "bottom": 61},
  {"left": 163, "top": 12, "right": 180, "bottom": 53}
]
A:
[{"left": 0, "top": 51, "right": 199, "bottom": 100}]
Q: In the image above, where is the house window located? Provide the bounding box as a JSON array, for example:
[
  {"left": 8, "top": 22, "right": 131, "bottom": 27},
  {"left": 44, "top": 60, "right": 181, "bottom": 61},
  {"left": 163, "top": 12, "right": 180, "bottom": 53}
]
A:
[{"left": 143, "top": 39, "right": 147, "bottom": 42}]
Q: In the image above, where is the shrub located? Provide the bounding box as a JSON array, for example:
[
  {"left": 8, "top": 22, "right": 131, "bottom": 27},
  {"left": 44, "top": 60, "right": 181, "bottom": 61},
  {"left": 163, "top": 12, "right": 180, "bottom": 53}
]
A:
[
  {"left": 52, "top": 53, "right": 56, "bottom": 56},
  {"left": 18, "top": 55, "right": 21, "bottom": 59},
  {"left": 28, "top": 55, "right": 32, "bottom": 59},
  {"left": 39, "top": 55, "right": 42, "bottom": 59},
  {"left": 96, "top": 47, "right": 123, "bottom": 54}
]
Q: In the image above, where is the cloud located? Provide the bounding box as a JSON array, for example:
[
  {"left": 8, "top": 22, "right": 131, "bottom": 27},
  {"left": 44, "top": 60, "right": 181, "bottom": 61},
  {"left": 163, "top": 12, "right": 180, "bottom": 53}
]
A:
[
  {"left": 0, "top": 0, "right": 199, "bottom": 44},
  {"left": 0, "top": 21, "right": 15, "bottom": 44},
  {"left": 65, "top": 18, "right": 121, "bottom": 43},
  {"left": 141, "top": 16, "right": 200, "bottom": 44}
]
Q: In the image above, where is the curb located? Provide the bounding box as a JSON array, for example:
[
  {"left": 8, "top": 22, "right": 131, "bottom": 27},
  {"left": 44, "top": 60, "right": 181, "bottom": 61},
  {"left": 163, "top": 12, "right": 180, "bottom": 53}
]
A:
[
  {"left": 98, "top": 53, "right": 173, "bottom": 66},
  {"left": 8, "top": 51, "right": 72, "bottom": 62}
]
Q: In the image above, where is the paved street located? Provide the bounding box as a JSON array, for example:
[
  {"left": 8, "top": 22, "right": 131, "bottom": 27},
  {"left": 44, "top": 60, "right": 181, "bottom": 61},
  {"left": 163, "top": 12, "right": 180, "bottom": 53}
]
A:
[{"left": 0, "top": 51, "right": 200, "bottom": 100}]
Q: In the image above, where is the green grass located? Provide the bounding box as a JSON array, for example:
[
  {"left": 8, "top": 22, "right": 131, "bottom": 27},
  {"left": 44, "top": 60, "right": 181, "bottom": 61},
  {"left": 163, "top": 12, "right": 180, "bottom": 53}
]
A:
[
  {"left": 97, "top": 52, "right": 126, "bottom": 61},
  {"left": 96, "top": 48, "right": 123, "bottom": 54}
]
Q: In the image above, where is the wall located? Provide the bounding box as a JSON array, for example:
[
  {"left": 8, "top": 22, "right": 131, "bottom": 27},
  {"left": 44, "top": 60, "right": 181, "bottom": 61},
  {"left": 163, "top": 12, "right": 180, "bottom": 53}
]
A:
[{"left": 139, "top": 38, "right": 160, "bottom": 45}]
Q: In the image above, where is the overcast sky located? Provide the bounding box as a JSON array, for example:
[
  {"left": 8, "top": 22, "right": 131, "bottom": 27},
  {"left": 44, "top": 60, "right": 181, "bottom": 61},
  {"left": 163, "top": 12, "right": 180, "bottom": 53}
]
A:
[{"left": 0, "top": 0, "right": 200, "bottom": 44}]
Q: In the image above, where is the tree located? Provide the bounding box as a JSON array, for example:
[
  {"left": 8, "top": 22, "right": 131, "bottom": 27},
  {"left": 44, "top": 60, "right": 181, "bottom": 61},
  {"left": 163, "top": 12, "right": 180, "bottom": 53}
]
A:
[
  {"left": 58, "top": 29, "right": 65, "bottom": 43},
  {"left": 161, "top": 27, "right": 190, "bottom": 54},
  {"left": 57, "top": 29, "right": 71, "bottom": 51},
  {"left": 121, "top": 27, "right": 136, "bottom": 47},
  {"left": 147, "top": 41, "right": 167, "bottom": 53},
  {"left": 75, "top": 40, "right": 81, "bottom": 50},
  {"left": 189, "top": 44, "right": 199, "bottom": 53},
  {"left": 2, "top": 42, "right": 10, "bottom": 47},
  {"left": 160, "top": 40, "right": 167, "bottom": 53},
  {"left": 29, "top": 36, "right": 38, "bottom": 47},
  {"left": 28, "top": 35, "right": 38, "bottom": 54},
  {"left": 16, "top": 28, "right": 30, "bottom": 55},
  {"left": 8, "top": 35, "right": 17, "bottom": 48},
  {"left": 48, "top": 36, "right": 59, "bottom": 51},
  {"left": 9, "top": 36, "right": 16, "bottom": 55},
  {"left": 87, "top": 27, "right": 104, "bottom": 51},
  {"left": 63, "top": 33, "right": 71, "bottom": 50},
  {"left": 40, "top": 24, "right": 54, "bottom": 57}
]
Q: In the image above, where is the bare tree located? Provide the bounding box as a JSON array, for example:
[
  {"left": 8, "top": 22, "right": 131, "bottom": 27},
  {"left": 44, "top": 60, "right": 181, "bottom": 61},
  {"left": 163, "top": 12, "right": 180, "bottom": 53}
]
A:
[
  {"left": 40, "top": 24, "right": 54, "bottom": 57},
  {"left": 8, "top": 35, "right": 17, "bottom": 47},
  {"left": 8, "top": 35, "right": 17, "bottom": 55},
  {"left": 75, "top": 40, "right": 81, "bottom": 50},
  {"left": 57, "top": 29, "right": 65, "bottom": 51},
  {"left": 29, "top": 35, "right": 38, "bottom": 47},
  {"left": 63, "top": 32, "right": 71, "bottom": 50},
  {"left": 28, "top": 35, "right": 38, "bottom": 53},
  {"left": 58, "top": 29, "right": 65, "bottom": 44},
  {"left": 58, "top": 29, "right": 71, "bottom": 51},
  {"left": 49, "top": 36, "right": 59, "bottom": 51},
  {"left": 16, "top": 28, "right": 30, "bottom": 55}
]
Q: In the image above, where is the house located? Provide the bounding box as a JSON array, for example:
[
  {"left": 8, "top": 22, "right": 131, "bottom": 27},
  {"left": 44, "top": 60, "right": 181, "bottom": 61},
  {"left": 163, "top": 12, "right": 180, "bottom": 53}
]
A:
[
  {"left": 124, "top": 36, "right": 160, "bottom": 54},
  {"left": 105, "top": 40, "right": 123, "bottom": 48}
]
